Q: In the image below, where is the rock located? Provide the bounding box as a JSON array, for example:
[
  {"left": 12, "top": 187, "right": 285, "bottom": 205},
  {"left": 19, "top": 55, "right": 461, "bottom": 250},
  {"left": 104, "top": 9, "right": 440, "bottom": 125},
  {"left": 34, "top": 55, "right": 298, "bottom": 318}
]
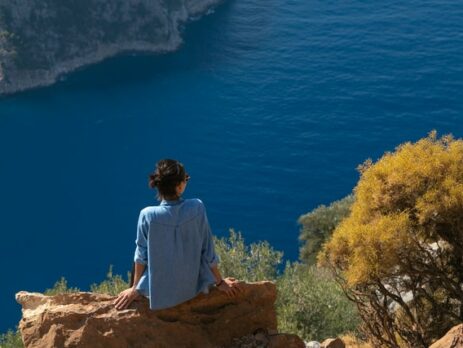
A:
[
  {"left": 321, "top": 337, "right": 345, "bottom": 348},
  {"left": 16, "top": 281, "right": 289, "bottom": 348},
  {"left": 429, "top": 324, "right": 463, "bottom": 348},
  {"left": 307, "top": 342, "right": 321, "bottom": 348}
]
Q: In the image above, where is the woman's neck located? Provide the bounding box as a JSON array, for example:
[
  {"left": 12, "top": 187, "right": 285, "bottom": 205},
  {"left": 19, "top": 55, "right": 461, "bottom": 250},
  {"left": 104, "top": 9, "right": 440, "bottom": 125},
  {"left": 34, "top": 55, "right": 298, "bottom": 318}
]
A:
[{"left": 163, "top": 195, "right": 180, "bottom": 201}]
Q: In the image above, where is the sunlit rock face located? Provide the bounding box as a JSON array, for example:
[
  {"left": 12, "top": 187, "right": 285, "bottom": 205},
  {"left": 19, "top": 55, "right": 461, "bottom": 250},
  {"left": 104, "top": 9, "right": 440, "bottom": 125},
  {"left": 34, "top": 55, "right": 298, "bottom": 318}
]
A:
[
  {"left": 429, "top": 324, "right": 463, "bottom": 348},
  {"left": 0, "top": 0, "right": 221, "bottom": 95},
  {"left": 15, "top": 281, "right": 304, "bottom": 348}
]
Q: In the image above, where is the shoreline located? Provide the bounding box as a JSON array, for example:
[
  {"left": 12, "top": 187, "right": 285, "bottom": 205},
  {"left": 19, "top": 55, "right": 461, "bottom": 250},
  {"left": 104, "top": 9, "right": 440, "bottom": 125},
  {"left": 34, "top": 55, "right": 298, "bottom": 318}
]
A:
[
  {"left": 0, "top": 0, "right": 222, "bottom": 96},
  {"left": 0, "top": 40, "right": 181, "bottom": 96}
]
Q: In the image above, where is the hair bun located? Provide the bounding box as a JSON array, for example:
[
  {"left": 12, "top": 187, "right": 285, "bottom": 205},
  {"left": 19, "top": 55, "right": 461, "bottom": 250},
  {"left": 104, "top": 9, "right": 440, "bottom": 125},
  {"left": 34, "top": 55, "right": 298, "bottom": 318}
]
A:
[
  {"left": 148, "top": 159, "right": 187, "bottom": 199},
  {"left": 149, "top": 173, "right": 161, "bottom": 188}
]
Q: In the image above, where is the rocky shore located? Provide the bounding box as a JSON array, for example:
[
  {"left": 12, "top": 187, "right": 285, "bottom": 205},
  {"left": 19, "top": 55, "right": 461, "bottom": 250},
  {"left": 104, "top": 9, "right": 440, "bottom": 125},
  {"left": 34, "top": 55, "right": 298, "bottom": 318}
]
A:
[{"left": 0, "top": 0, "right": 221, "bottom": 95}]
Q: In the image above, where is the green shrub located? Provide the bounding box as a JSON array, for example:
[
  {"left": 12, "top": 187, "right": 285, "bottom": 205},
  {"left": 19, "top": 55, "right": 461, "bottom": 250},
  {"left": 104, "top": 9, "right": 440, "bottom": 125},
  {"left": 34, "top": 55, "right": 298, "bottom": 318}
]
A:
[
  {"left": 90, "top": 265, "right": 130, "bottom": 295},
  {"left": 276, "top": 262, "right": 360, "bottom": 342},
  {"left": 214, "top": 228, "right": 283, "bottom": 282},
  {"left": 43, "top": 277, "right": 80, "bottom": 295},
  {"left": 298, "top": 195, "right": 354, "bottom": 264},
  {"left": 0, "top": 328, "right": 23, "bottom": 348}
]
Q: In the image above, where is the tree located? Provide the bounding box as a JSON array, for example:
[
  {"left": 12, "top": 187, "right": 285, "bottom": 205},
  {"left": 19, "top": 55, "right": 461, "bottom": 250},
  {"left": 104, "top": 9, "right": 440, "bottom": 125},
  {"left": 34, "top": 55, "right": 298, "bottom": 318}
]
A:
[
  {"left": 320, "top": 131, "right": 463, "bottom": 347},
  {"left": 298, "top": 195, "right": 354, "bottom": 264}
]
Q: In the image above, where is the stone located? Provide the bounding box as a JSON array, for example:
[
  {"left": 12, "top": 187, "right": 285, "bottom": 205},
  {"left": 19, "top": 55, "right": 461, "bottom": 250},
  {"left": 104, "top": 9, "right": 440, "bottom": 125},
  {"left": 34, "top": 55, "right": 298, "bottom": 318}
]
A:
[
  {"left": 321, "top": 337, "right": 345, "bottom": 348},
  {"left": 307, "top": 341, "right": 321, "bottom": 348},
  {"left": 16, "top": 281, "right": 289, "bottom": 348},
  {"left": 429, "top": 324, "right": 463, "bottom": 348}
]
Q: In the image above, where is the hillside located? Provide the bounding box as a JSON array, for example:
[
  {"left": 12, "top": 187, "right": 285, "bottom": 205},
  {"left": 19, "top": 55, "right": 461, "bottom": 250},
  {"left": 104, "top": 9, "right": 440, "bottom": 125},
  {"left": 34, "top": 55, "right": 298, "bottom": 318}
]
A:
[{"left": 0, "top": 0, "right": 220, "bottom": 94}]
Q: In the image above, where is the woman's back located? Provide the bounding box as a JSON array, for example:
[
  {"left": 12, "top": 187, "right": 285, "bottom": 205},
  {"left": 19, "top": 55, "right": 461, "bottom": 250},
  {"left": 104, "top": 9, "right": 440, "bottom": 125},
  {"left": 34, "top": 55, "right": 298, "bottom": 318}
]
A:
[{"left": 135, "top": 197, "right": 219, "bottom": 310}]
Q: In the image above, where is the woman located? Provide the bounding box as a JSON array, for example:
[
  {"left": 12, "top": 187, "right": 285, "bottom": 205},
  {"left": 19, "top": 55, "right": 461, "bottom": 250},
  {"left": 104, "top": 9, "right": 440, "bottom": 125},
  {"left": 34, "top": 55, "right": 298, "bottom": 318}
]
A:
[{"left": 115, "top": 159, "right": 242, "bottom": 310}]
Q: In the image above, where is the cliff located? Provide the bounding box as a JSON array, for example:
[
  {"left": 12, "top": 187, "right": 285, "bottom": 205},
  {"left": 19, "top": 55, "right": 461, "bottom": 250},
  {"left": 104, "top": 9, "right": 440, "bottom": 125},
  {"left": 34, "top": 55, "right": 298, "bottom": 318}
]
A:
[
  {"left": 0, "top": 0, "right": 221, "bottom": 95},
  {"left": 15, "top": 281, "right": 305, "bottom": 348}
]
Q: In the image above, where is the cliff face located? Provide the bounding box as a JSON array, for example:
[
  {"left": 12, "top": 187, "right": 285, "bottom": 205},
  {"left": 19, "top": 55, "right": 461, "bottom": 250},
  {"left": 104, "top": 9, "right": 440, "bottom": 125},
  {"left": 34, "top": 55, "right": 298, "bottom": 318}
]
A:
[{"left": 0, "top": 0, "right": 220, "bottom": 95}]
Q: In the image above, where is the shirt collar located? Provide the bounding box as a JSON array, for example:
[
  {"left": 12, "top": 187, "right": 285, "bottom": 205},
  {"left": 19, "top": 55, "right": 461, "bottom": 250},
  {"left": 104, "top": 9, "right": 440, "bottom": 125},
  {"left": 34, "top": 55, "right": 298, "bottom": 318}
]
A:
[{"left": 160, "top": 197, "right": 185, "bottom": 206}]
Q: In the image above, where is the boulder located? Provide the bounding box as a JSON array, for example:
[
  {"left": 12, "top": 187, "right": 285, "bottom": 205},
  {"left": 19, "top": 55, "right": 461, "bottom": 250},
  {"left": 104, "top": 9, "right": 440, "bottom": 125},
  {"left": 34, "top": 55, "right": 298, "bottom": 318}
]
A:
[
  {"left": 321, "top": 337, "right": 345, "bottom": 348},
  {"left": 16, "top": 281, "right": 303, "bottom": 348},
  {"left": 430, "top": 323, "right": 463, "bottom": 348}
]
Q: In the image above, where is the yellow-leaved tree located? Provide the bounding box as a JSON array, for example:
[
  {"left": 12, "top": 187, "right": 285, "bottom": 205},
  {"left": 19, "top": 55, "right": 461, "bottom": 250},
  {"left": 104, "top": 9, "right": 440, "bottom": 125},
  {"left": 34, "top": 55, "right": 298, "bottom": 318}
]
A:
[{"left": 320, "top": 131, "right": 463, "bottom": 347}]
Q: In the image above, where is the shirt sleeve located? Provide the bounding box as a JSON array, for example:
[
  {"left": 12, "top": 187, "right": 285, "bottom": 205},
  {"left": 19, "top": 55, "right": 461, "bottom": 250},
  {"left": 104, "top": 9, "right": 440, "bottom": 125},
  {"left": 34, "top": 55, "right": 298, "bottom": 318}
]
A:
[
  {"left": 201, "top": 205, "right": 220, "bottom": 267},
  {"left": 133, "top": 210, "right": 149, "bottom": 265}
]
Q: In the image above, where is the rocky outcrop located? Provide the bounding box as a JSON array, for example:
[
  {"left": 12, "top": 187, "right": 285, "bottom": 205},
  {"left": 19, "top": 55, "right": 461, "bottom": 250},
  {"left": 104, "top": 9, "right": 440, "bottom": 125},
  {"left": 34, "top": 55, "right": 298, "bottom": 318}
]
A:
[
  {"left": 429, "top": 324, "right": 463, "bottom": 348},
  {"left": 16, "top": 281, "right": 305, "bottom": 348},
  {"left": 0, "top": 0, "right": 221, "bottom": 95},
  {"left": 321, "top": 338, "right": 345, "bottom": 348}
]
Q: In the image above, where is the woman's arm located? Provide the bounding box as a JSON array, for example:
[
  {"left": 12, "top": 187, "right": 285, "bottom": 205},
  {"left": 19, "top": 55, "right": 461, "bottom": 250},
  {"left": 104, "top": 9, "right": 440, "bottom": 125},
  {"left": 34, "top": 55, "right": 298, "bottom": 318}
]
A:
[
  {"left": 210, "top": 263, "right": 222, "bottom": 284},
  {"left": 115, "top": 262, "right": 146, "bottom": 310},
  {"left": 115, "top": 210, "right": 149, "bottom": 310},
  {"left": 132, "top": 262, "right": 146, "bottom": 289}
]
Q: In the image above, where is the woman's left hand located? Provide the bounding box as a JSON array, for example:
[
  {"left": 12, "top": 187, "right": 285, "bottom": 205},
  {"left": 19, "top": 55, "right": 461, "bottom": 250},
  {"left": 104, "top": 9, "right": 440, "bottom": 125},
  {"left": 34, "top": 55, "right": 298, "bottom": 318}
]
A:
[{"left": 114, "top": 287, "right": 140, "bottom": 310}]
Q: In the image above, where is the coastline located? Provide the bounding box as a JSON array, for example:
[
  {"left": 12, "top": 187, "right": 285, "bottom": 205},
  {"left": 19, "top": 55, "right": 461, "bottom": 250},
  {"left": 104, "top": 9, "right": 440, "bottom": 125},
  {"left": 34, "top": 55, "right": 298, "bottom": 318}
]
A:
[{"left": 0, "top": 0, "right": 222, "bottom": 96}]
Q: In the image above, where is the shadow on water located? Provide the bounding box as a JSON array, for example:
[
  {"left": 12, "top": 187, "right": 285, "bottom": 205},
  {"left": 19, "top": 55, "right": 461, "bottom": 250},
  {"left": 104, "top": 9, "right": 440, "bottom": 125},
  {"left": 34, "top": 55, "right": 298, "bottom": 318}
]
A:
[{"left": 3, "top": 0, "right": 236, "bottom": 102}]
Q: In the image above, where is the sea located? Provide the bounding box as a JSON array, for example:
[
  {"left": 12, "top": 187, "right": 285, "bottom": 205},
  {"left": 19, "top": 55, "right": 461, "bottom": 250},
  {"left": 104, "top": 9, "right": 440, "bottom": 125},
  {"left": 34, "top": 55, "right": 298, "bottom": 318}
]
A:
[{"left": 0, "top": 0, "right": 462, "bottom": 333}]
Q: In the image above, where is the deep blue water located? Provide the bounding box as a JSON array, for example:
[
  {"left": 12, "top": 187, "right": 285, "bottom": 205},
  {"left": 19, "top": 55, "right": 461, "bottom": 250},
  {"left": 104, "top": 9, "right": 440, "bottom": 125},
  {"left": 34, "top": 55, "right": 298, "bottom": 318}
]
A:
[{"left": 1, "top": 0, "right": 462, "bottom": 332}]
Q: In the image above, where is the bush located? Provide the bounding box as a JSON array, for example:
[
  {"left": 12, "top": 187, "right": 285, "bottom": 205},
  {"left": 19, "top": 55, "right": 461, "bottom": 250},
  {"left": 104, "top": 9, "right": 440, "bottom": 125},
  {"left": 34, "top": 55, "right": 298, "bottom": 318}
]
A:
[
  {"left": 214, "top": 228, "right": 283, "bottom": 282},
  {"left": 0, "top": 329, "right": 23, "bottom": 348},
  {"left": 298, "top": 195, "right": 354, "bottom": 264},
  {"left": 320, "top": 131, "right": 463, "bottom": 347},
  {"left": 90, "top": 265, "right": 130, "bottom": 296},
  {"left": 44, "top": 277, "right": 80, "bottom": 295},
  {"left": 276, "top": 262, "right": 360, "bottom": 342}
]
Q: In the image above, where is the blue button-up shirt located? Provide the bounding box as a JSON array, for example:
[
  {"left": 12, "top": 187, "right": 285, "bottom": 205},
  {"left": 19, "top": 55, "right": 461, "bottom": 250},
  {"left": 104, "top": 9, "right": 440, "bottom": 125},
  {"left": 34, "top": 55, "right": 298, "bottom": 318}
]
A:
[{"left": 133, "top": 197, "right": 220, "bottom": 310}]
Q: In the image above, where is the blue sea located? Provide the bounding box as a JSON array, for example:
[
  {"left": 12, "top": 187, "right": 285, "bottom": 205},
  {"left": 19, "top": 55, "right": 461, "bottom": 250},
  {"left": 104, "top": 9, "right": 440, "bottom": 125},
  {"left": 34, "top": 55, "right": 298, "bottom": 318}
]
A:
[{"left": 1, "top": 0, "right": 462, "bottom": 333}]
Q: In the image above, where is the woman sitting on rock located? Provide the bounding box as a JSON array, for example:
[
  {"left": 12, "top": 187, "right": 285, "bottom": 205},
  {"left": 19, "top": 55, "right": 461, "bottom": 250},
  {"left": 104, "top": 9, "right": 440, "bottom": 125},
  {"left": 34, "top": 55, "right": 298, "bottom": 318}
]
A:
[{"left": 115, "top": 159, "right": 242, "bottom": 310}]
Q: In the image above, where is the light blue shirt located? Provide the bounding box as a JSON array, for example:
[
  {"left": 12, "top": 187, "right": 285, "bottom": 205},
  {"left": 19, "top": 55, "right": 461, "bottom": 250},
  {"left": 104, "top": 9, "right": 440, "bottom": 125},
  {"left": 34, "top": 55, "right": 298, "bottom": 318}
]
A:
[{"left": 133, "top": 197, "right": 220, "bottom": 310}]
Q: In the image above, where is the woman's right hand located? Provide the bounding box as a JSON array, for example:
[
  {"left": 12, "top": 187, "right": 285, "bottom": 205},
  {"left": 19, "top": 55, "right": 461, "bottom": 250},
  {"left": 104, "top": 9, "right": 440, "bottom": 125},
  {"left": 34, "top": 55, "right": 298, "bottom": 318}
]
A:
[{"left": 216, "top": 277, "right": 243, "bottom": 297}]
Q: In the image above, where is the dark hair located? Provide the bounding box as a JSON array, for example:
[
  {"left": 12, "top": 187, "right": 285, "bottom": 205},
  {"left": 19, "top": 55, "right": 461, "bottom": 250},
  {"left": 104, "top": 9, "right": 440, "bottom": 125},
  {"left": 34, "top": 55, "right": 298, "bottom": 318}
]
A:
[{"left": 148, "top": 159, "right": 188, "bottom": 200}]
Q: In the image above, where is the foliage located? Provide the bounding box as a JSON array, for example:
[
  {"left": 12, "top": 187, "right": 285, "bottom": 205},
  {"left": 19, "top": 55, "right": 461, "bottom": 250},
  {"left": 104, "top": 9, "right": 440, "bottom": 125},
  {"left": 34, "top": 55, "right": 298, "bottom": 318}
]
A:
[
  {"left": 298, "top": 195, "right": 354, "bottom": 264},
  {"left": 214, "top": 228, "right": 284, "bottom": 282},
  {"left": 90, "top": 265, "right": 130, "bottom": 296},
  {"left": 320, "top": 131, "right": 463, "bottom": 347},
  {"left": 44, "top": 277, "right": 80, "bottom": 295},
  {"left": 276, "top": 262, "right": 360, "bottom": 342},
  {"left": 0, "top": 328, "right": 23, "bottom": 348}
]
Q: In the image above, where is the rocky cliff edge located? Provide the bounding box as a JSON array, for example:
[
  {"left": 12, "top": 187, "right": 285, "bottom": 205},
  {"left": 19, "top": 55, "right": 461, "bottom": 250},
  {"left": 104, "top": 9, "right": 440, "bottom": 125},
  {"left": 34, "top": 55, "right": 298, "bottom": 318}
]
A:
[{"left": 15, "top": 281, "right": 305, "bottom": 348}]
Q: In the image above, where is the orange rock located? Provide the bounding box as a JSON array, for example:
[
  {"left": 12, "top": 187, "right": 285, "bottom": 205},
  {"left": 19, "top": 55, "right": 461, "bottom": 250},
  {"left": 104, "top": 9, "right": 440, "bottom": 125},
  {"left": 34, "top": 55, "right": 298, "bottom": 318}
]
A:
[
  {"left": 268, "top": 333, "right": 306, "bottom": 348},
  {"left": 321, "top": 337, "right": 345, "bottom": 348},
  {"left": 429, "top": 324, "right": 463, "bottom": 348},
  {"left": 16, "top": 281, "right": 285, "bottom": 348}
]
